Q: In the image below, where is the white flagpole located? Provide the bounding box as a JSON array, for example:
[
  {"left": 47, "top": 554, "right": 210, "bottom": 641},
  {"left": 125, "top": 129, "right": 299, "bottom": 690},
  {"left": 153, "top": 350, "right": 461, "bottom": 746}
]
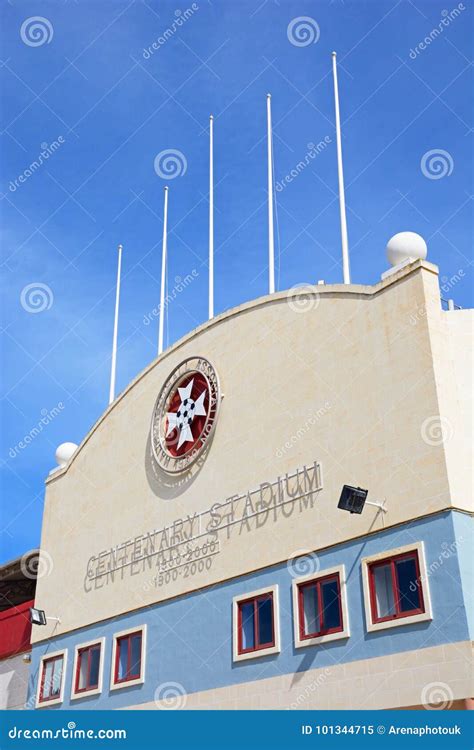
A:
[
  {"left": 209, "top": 114, "right": 214, "bottom": 320},
  {"left": 332, "top": 51, "right": 351, "bottom": 284},
  {"left": 158, "top": 186, "right": 169, "bottom": 356},
  {"left": 267, "top": 93, "right": 275, "bottom": 294},
  {"left": 109, "top": 243, "right": 123, "bottom": 405}
]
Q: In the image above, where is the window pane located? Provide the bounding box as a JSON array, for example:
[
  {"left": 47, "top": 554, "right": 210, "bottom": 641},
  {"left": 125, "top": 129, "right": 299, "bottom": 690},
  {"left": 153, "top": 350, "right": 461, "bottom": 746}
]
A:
[
  {"left": 117, "top": 638, "right": 128, "bottom": 680},
  {"left": 257, "top": 597, "right": 273, "bottom": 646},
  {"left": 321, "top": 578, "right": 341, "bottom": 630},
  {"left": 240, "top": 602, "right": 255, "bottom": 650},
  {"left": 396, "top": 557, "right": 422, "bottom": 612},
  {"left": 42, "top": 660, "right": 54, "bottom": 699},
  {"left": 302, "top": 585, "right": 320, "bottom": 636},
  {"left": 77, "top": 650, "right": 88, "bottom": 690},
  {"left": 130, "top": 635, "right": 142, "bottom": 677},
  {"left": 89, "top": 647, "right": 101, "bottom": 688},
  {"left": 51, "top": 658, "right": 62, "bottom": 697},
  {"left": 373, "top": 563, "right": 395, "bottom": 618}
]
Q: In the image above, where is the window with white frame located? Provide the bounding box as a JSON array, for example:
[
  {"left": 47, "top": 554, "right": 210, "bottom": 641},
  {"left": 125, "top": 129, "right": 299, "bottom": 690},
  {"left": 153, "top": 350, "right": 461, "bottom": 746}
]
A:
[
  {"left": 362, "top": 542, "right": 432, "bottom": 632},
  {"left": 110, "top": 625, "right": 147, "bottom": 690},
  {"left": 36, "top": 650, "right": 67, "bottom": 707},
  {"left": 232, "top": 586, "right": 280, "bottom": 662},
  {"left": 292, "top": 565, "right": 350, "bottom": 648},
  {"left": 71, "top": 638, "right": 105, "bottom": 699}
]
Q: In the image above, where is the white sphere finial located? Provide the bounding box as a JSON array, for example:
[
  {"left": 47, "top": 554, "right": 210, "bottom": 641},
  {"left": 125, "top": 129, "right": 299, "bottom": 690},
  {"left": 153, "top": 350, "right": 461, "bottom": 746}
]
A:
[
  {"left": 386, "top": 231, "right": 427, "bottom": 267},
  {"left": 55, "top": 442, "right": 78, "bottom": 467}
]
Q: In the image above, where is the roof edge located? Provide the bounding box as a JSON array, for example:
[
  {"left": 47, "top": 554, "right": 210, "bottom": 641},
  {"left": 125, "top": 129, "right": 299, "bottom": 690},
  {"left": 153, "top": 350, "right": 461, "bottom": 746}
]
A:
[{"left": 46, "top": 259, "right": 438, "bottom": 484}]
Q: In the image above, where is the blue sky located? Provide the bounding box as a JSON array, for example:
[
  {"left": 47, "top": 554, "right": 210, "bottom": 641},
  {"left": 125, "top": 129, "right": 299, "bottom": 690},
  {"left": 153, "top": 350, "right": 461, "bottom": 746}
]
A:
[{"left": 0, "top": 0, "right": 472, "bottom": 563}]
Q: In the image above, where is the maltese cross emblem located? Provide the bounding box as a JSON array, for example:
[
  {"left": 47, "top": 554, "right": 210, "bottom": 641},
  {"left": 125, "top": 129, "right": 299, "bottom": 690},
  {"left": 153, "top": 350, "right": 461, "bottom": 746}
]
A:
[{"left": 165, "top": 378, "right": 207, "bottom": 449}]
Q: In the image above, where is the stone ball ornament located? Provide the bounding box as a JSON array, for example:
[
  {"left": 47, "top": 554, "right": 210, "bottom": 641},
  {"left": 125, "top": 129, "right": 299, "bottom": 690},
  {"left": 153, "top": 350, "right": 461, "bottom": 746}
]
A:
[
  {"left": 55, "top": 442, "right": 78, "bottom": 467},
  {"left": 151, "top": 356, "right": 221, "bottom": 474},
  {"left": 386, "top": 231, "right": 427, "bottom": 267}
]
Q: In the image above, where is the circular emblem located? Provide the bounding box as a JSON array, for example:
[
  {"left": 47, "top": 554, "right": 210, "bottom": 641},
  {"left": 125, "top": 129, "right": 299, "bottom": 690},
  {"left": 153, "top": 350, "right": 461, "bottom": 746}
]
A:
[{"left": 151, "top": 357, "right": 220, "bottom": 474}]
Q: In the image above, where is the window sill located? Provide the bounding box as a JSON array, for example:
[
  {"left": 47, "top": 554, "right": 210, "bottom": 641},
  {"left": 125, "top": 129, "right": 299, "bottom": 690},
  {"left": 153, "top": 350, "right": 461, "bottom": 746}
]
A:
[
  {"left": 366, "top": 610, "right": 432, "bottom": 633},
  {"left": 233, "top": 643, "right": 281, "bottom": 662},
  {"left": 71, "top": 686, "right": 102, "bottom": 700},
  {"left": 295, "top": 627, "right": 350, "bottom": 649},
  {"left": 110, "top": 675, "right": 144, "bottom": 691},
  {"left": 36, "top": 696, "right": 63, "bottom": 708}
]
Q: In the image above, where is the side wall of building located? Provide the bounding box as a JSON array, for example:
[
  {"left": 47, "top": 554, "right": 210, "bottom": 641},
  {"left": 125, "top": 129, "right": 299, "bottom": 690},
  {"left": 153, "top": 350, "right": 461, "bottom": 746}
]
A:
[
  {"left": 0, "top": 653, "right": 31, "bottom": 710},
  {"left": 444, "top": 311, "right": 474, "bottom": 509}
]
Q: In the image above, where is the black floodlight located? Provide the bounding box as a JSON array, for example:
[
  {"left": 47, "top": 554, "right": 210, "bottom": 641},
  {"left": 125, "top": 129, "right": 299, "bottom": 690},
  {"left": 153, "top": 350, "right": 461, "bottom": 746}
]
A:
[
  {"left": 30, "top": 607, "right": 47, "bottom": 626},
  {"left": 338, "top": 485, "right": 368, "bottom": 514}
]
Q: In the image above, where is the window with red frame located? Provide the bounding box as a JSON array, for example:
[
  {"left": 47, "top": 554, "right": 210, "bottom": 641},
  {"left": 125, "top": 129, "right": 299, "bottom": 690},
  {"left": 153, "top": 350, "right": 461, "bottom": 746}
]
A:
[
  {"left": 114, "top": 631, "right": 142, "bottom": 684},
  {"left": 238, "top": 593, "right": 274, "bottom": 654},
  {"left": 75, "top": 643, "right": 101, "bottom": 693},
  {"left": 298, "top": 573, "right": 343, "bottom": 639},
  {"left": 368, "top": 550, "right": 424, "bottom": 623},
  {"left": 39, "top": 654, "right": 64, "bottom": 702}
]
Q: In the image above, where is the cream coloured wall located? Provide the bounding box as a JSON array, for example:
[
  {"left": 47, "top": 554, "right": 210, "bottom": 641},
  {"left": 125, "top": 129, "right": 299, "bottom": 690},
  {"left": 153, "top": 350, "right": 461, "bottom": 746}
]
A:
[
  {"left": 32, "top": 260, "right": 472, "bottom": 642},
  {"left": 131, "top": 641, "right": 473, "bottom": 711}
]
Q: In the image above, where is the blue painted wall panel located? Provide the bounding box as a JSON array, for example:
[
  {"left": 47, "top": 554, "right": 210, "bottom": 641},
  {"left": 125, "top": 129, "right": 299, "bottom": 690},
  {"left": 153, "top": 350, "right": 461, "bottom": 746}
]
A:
[
  {"left": 451, "top": 511, "right": 473, "bottom": 638},
  {"left": 27, "top": 510, "right": 470, "bottom": 710}
]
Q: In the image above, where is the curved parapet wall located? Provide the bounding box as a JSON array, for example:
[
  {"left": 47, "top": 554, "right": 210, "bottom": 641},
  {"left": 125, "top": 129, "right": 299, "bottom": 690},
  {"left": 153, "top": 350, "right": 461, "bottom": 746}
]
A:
[{"left": 33, "top": 260, "right": 471, "bottom": 641}]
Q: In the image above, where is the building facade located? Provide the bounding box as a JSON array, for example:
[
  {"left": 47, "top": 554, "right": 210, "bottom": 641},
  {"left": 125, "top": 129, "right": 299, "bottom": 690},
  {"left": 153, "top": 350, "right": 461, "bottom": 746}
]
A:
[
  {"left": 0, "top": 551, "right": 38, "bottom": 710},
  {"left": 27, "top": 259, "right": 472, "bottom": 710}
]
